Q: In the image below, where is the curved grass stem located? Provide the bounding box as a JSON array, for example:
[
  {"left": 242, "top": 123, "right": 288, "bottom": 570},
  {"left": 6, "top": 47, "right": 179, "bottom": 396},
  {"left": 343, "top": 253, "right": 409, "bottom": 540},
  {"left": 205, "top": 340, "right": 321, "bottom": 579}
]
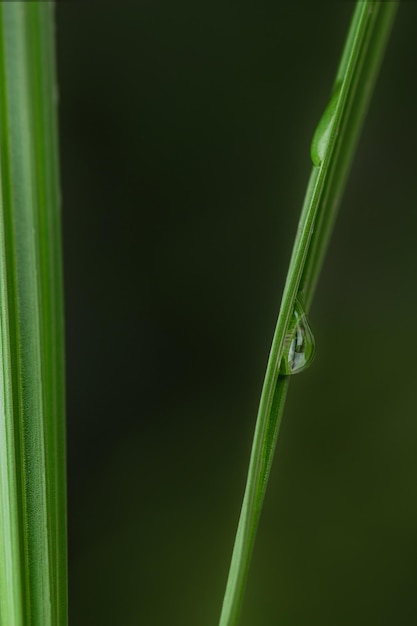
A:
[{"left": 218, "top": 3, "right": 399, "bottom": 625}]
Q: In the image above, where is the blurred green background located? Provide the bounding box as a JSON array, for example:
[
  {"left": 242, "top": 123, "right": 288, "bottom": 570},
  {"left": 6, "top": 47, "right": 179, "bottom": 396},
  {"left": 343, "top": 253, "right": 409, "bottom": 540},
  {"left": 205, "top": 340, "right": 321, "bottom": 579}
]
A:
[{"left": 56, "top": 2, "right": 417, "bottom": 625}]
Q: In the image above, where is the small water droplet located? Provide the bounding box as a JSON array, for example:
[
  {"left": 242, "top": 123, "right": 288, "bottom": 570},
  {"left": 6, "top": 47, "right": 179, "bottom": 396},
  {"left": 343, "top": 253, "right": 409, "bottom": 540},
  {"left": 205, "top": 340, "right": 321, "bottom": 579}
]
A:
[
  {"left": 310, "top": 84, "right": 341, "bottom": 167},
  {"left": 281, "top": 299, "right": 316, "bottom": 375}
]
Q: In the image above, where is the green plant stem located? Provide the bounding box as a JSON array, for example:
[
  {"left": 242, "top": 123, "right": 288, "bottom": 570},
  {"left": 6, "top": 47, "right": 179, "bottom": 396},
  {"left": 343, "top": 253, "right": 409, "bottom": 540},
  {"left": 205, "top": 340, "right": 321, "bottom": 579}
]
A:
[
  {"left": 0, "top": 3, "right": 66, "bottom": 625},
  {"left": 218, "top": 3, "right": 399, "bottom": 625}
]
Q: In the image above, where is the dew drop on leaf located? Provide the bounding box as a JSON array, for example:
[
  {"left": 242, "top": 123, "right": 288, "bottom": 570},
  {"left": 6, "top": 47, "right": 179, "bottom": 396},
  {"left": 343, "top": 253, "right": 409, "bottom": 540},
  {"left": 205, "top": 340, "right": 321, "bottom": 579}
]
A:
[{"left": 280, "top": 299, "right": 316, "bottom": 375}]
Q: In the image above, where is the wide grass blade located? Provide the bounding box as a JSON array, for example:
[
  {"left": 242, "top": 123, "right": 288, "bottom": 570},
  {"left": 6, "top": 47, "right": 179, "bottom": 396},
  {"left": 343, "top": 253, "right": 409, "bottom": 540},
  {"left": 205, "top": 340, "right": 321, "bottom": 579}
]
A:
[
  {"left": 0, "top": 3, "right": 66, "bottom": 625},
  {"left": 218, "top": 3, "right": 399, "bottom": 625}
]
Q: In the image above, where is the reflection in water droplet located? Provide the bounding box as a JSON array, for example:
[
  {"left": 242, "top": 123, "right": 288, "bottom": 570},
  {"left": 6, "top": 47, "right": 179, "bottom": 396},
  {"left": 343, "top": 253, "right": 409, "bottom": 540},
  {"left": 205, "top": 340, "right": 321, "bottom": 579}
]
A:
[
  {"left": 281, "top": 299, "right": 316, "bottom": 375},
  {"left": 310, "top": 84, "right": 341, "bottom": 167}
]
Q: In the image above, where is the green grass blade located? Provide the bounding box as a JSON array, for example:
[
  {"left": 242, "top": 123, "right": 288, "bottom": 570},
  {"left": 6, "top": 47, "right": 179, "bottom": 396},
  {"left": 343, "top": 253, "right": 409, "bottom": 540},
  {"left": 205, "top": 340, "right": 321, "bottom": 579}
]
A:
[
  {"left": 0, "top": 3, "right": 67, "bottom": 625},
  {"left": 218, "top": 3, "right": 398, "bottom": 625},
  {"left": 300, "top": 1, "right": 400, "bottom": 307}
]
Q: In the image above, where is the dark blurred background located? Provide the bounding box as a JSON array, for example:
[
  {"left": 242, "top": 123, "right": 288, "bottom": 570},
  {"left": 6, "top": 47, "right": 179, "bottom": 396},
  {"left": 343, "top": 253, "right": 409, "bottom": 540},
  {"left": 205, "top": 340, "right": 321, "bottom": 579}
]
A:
[{"left": 56, "top": 3, "right": 417, "bottom": 625}]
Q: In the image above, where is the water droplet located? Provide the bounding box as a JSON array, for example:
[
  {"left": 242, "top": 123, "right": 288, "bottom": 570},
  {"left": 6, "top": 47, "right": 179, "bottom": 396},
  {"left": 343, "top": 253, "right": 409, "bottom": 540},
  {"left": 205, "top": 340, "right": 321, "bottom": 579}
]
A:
[
  {"left": 281, "top": 300, "right": 316, "bottom": 375},
  {"left": 310, "top": 84, "right": 341, "bottom": 167}
]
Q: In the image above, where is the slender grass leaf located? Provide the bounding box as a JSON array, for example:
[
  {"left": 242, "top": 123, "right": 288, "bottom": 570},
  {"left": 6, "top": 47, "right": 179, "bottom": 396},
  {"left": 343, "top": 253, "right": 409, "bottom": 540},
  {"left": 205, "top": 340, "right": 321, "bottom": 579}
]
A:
[
  {"left": 0, "top": 3, "right": 66, "bottom": 625},
  {"left": 218, "top": 2, "right": 399, "bottom": 625}
]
